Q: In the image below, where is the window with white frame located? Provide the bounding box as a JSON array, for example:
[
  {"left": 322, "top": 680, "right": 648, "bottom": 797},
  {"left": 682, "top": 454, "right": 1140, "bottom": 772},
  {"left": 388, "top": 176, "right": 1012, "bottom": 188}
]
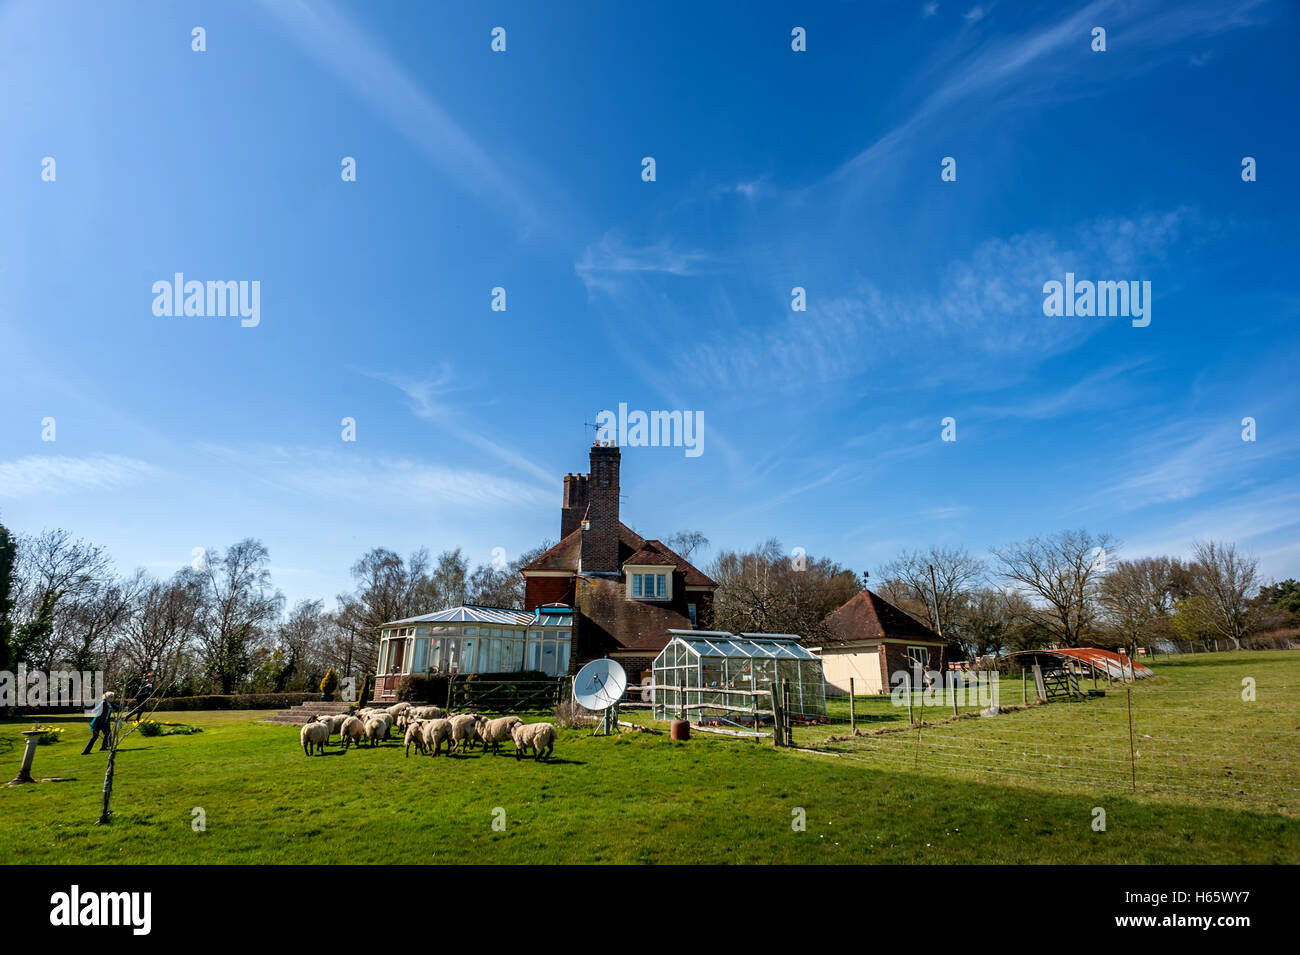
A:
[
  {"left": 526, "top": 629, "right": 572, "bottom": 677},
  {"left": 627, "top": 567, "right": 670, "bottom": 601}
]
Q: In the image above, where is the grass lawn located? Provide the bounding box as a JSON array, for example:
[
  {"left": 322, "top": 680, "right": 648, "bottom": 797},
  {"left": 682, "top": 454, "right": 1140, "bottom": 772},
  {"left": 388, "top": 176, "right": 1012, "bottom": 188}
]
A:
[
  {"left": 785, "top": 650, "right": 1299, "bottom": 814},
  {"left": 1, "top": 651, "right": 1297, "bottom": 864}
]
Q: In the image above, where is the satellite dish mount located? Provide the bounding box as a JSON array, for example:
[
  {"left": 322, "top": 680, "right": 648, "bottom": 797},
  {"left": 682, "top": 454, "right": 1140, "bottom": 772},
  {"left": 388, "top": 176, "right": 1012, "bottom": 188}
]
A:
[{"left": 573, "top": 658, "right": 627, "bottom": 737}]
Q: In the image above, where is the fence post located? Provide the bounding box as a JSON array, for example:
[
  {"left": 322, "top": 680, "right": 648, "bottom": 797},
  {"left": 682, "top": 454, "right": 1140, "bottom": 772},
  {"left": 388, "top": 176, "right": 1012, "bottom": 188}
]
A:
[
  {"left": 1126, "top": 685, "right": 1137, "bottom": 793},
  {"left": 769, "top": 681, "right": 782, "bottom": 748},
  {"left": 1021, "top": 667, "right": 1026, "bottom": 705},
  {"left": 677, "top": 675, "right": 685, "bottom": 722},
  {"left": 849, "top": 677, "right": 856, "bottom": 734},
  {"left": 951, "top": 671, "right": 959, "bottom": 717},
  {"left": 905, "top": 672, "right": 914, "bottom": 724},
  {"left": 1031, "top": 664, "right": 1047, "bottom": 701}
]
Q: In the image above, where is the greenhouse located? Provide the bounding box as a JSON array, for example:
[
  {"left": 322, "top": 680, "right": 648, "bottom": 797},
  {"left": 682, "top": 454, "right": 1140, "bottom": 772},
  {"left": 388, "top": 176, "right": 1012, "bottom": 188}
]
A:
[{"left": 653, "top": 630, "right": 826, "bottom": 724}]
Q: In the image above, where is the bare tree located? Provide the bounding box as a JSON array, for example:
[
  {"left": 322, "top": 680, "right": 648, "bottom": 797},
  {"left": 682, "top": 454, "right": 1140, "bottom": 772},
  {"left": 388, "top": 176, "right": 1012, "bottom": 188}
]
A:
[
  {"left": 195, "top": 539, "right": 283, "bottom": 693},
  {"left": 1189, "top": 540, "right": 1260, "bottom": 650},
  {"left": 709, "top": 539, "right": 860, "bottom": 640},
  {"left": 333, "top": 547, "right": 436, "bottom": 682},
  {"left": 664, "top": 530, "right": 709, "bottom": 563},
  {"left": 879, "top": 546, "right": 985, "bottom": 637},
  {"left": 1098, "top": 556, "right": 1190, "bottom": 655},
  {"left": 11, "top": 528, "right": 114, "bottom": 668},
  {"left": 273, "top": 598, "right": 328, "bottom": 691},
  {"left": 990, "top": 529, "right": 1118, "bottom": 646},
  {"left": 466, "top": 541, "right": 553, "bottom": 609}
]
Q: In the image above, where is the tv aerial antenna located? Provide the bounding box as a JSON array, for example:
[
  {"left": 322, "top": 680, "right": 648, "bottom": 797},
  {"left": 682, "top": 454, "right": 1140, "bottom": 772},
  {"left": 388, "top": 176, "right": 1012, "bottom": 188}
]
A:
[{"left": 573, "top": 658, "right": 627, "bottom": 736}]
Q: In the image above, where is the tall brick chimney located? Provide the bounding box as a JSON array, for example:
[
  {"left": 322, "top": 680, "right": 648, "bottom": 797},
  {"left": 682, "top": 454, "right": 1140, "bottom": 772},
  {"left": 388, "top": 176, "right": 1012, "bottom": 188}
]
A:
[
  {"left": 560, "top": 473, "right": 589, "bottom": 539},
  {"left": 580, "top": 443, "right": 620, "bottom": 573}
]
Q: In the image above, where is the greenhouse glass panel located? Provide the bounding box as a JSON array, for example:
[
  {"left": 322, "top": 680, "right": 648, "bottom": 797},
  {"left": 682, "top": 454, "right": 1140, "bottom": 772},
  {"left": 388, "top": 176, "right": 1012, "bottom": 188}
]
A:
[{"left": 653, "top": 631, "right": 825, "bottom": 724}]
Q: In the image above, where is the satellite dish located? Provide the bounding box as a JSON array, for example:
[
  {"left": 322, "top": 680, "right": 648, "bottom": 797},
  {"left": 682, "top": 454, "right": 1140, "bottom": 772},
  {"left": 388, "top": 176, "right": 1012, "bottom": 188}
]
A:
[{"left": 574, "top": 658, "right": 627, "bottom": 711}]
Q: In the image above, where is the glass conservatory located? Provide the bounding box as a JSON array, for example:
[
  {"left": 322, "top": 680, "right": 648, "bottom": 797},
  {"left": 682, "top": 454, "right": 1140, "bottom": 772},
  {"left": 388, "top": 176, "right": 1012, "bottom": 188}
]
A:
[
  {"left": 375, "top": 604, "right": 573, "bottom": 701},
  {"left": 653, "top": 630, "right": 826, "bottom": 723}
]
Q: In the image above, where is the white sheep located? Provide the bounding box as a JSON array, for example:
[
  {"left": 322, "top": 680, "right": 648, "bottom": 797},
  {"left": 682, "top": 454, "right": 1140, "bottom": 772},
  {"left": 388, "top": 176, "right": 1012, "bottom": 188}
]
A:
[
  {"left": 404, "top": 719, "right": 428, "bottom": 757},
  {"left": 511, "top": 722, "right": 556, "bottom": 761},
  {"left": 364, "top": 717, "right": 385, "bottom": 747},
  {"left": 300, "top": 720, "right": 329, "bottom": 756},
  {"left": 386, "top": 702, "right": 411, "bottom": 719},
  {"left": 476, "top": 716, "right": 523, "bottom": 755},
  {"left": 421, "top": 718, "right": 452, "bottom": 756},
  {"left": 340, "top": 715, "right": 366, "bottom": 750},
  {"left": 321, "top": 713, "right": 347, "bottom": 734},
  {"left": 448, "top": 714, "right": 482, "bottom": 755}
]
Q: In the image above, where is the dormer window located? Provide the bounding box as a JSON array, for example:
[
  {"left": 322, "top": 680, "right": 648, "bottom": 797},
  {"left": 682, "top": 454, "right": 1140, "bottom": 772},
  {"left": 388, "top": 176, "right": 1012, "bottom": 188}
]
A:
[{"left": 626, "top": 565, "right": 670, "bottom": 601}]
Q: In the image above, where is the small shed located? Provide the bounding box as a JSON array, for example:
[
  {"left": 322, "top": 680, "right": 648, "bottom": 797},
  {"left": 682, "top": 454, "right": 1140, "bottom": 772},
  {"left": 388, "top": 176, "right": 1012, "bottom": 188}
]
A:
[{"left": 652, "top": 630, "right": 826, "bottom": 723}]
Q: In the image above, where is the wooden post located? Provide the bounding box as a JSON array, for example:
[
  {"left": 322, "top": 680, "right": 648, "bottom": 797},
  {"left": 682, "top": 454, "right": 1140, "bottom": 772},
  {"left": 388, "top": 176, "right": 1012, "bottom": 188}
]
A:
[
  {"left": 750, "top": 692, "right": 759, "bottom": 743},
  {"left": 769, "top": 682, "right": 782, "bottom": 748},
  {"left": 677, "top": 675, "right": 686, "bottom": 722},
  {"left": 1126, "top": 685, "right": 1137, "bottom": 793},
  {"left": 1021, "top": 667, "right": 1027, "bottom": 705},
  {"left": 951, "top": 671, "right": 959, "bottom": 717},
  {"left": 1031, "top": 664, "right": 1047, "bottom": 702},
  {"left": 849, "top": 678, "right": 856, "bottom": 734},
  {"left": 905, "top": 672, "right": 914, "bottom": 724}
]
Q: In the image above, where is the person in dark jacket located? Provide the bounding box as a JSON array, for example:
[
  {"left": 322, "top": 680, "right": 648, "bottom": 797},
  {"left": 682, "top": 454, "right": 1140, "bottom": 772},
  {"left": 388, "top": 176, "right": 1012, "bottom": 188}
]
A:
[
  {"left": 81, "top": 691, "right": 118, "bottom": 755},
  {"left": 126, "top": 672, "right": 155, "bottom": 723}
]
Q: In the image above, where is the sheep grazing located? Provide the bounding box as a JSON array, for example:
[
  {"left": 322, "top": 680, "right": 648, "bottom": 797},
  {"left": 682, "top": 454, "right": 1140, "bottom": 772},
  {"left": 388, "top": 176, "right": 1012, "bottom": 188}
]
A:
[
  {"left": 421, "top": 718, "right": 452, "bottom": 756},
  {"left": 448, "top": 714, "right": 482, "bottom": 755},
  {"left": 386, "top": 702, "right": 411, "bottom": 719},
  {"left": 321, "top": 713, "right": 347, "bottom": 735},
  {"left": 408, "top": 705, "right": 443, "bottom": 721},
  {"left": 300, "top": 720, "right": 330, "bottom": 756},
  {"left": 511, "top": 722, "right": 556, "bottom": 761},
  {"left": 476, "top": 716, "right": 523, "bottom": 755},
  {"left": 403, "top": 720, "right": 428, "bottom": 757},
  {"left": 364, "top": 717, "right": 386, "bottom": 747},
  {"left": 340, "top": 715, "right": 366, "bottom": 750}
]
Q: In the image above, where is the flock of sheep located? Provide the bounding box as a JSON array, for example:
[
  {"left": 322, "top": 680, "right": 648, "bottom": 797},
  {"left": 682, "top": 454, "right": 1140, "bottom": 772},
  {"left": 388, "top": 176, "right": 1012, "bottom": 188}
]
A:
[{"left": 298, "top": 700, "right": 556, "bottom": 761}]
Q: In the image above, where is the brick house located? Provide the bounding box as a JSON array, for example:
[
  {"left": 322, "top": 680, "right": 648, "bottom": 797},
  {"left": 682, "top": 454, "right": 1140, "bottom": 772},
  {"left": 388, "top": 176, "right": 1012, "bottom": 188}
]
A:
[
  {"left": 520, "top": 442, "right": 716, "bottom": 682},
  {"left": 810, "top": 588, "right": 950, "bottom": 694}
]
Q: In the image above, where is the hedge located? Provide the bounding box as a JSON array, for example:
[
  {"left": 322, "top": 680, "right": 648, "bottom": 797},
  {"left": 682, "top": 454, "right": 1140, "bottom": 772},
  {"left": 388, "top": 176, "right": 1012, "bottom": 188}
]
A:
[{"left": 147, "top": 692, "right": 321, "bottom": 712}]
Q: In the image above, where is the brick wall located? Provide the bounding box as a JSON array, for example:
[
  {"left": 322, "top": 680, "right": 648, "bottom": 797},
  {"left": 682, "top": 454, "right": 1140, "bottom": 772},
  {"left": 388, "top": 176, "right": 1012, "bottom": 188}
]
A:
[
  {"left": 882, "top": 642, "right": 948, "bottom": 689},
  {"left": 524, "top": 575, "right": 575, "bottom": 611},
  {"left": 561, "top": 473, "right": 588, "bottom": 539},
  {"left": 580, "top": 445, "right": 620, "bottom": 572}
]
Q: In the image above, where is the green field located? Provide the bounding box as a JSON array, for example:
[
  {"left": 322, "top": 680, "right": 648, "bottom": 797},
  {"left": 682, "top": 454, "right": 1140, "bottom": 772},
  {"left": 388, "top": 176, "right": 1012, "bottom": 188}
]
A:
[{"left": 1, "top": 651, "right": 1297, "bottom": 864}]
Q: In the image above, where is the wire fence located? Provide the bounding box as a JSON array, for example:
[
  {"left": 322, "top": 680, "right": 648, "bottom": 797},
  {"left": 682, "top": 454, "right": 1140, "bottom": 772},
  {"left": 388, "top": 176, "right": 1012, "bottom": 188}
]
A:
[{"left": 788, "top": 665, "right": 1297, "bottom": 813}]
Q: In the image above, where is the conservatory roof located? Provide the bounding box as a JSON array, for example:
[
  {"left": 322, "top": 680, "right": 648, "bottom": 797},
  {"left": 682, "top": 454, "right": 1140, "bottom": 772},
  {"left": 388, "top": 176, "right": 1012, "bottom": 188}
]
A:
[
  {"left": 664, "top": 629, "right": 819, "bottom": 660},
  {"left": 382, "top": 604, "right": 574, "bottom": 628}
]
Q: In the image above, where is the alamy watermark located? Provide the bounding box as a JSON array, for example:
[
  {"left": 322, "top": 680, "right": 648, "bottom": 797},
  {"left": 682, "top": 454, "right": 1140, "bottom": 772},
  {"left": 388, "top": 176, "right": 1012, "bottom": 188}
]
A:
[
  {"left": 1042, "top": 272, "right": 1151, "bottom": 327},
  {"left": 152, "top": 273, "right": 260, "bottom": 327},
  {"left": 594, "top": 403, "right": 704, "bottom": 457},
  {"left": 0, "top": 667, "right": 105, "bottom": 707},
  {"left": 890, "top": 669, "right": 1000, "bottom": 708}
]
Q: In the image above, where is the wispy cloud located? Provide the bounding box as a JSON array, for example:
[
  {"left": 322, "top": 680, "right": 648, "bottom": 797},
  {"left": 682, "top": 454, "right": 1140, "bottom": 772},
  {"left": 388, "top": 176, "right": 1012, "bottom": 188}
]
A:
[
  {"left": 1100, "top": 416, "right": 1300, "bottom": 511},
  {"left": 255, "top": 0, "right": 542, "bottom": 229},
  {"left": 0, "top": 454, "right": 156, "bottom": 499},
  {"left": 365, "top": 369, "right": 557, "bottom": 486},
  {"left": 833, "top": 0, "right": 1271, "bottom": 187},
  {"left": 680, "top": 209, "right": 1191, "bottom": 394},
  {"left": 197, "top": 444, "right": 550, "bottom": 511},
  {"left": 575, "top": 233, "right": 720, "bottom": 298}
]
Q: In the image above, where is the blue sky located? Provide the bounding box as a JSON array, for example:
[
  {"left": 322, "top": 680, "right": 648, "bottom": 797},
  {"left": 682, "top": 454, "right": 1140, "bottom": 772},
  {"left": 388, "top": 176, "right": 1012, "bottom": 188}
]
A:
[{"left": 1, "top": 0, "right": 1297, "bottom": 608}]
